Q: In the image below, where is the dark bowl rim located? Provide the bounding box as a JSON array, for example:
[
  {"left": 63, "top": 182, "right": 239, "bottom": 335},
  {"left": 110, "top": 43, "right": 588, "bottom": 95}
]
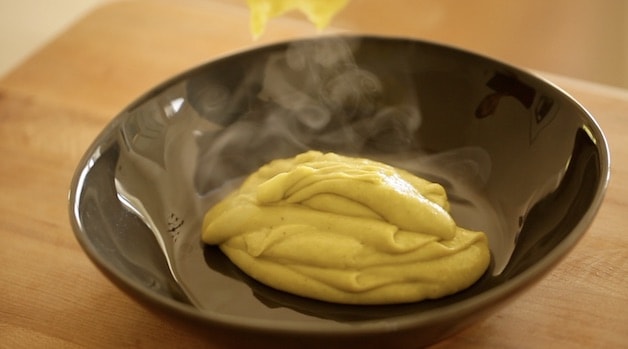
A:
[{"left": 68, "top": 34, "right": 611, "bottom": 336}]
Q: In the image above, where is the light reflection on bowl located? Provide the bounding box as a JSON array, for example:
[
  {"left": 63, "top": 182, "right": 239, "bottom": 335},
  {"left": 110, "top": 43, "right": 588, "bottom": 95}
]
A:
[{"left": 69, "top": 35, "right": 609, "bottom": 348}]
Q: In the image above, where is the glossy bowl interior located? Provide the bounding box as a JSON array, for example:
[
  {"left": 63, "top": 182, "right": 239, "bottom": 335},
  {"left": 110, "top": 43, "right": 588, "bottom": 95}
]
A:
[{"left": 69, "top": 35, "right": 609, "bottom": 348}]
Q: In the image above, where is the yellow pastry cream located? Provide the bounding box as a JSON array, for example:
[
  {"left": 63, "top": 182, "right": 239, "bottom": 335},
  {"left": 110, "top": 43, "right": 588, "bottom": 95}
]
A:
[
  {"left": 246, "top": 0, "right": 349, "bottom": 39},
  {"left": 202, "top": 151, "right": 490, "bottom": 304}
]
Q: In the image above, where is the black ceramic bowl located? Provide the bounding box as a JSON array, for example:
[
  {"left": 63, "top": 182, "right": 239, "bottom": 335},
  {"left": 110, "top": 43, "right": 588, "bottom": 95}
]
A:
[{"left": 69, "top": 36, "right": 609, "bottom": 348}]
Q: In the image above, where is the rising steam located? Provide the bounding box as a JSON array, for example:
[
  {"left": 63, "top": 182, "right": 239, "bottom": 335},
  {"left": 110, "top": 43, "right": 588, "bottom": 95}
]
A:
[{"left": 193, "top": 38, "right": 424, "bottom": 194}]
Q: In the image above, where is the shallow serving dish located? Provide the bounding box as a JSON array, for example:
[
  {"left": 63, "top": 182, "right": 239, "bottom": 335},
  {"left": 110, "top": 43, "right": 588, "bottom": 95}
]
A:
[{"left": 69, "top": 35, "right": 609, "bottom": 348}]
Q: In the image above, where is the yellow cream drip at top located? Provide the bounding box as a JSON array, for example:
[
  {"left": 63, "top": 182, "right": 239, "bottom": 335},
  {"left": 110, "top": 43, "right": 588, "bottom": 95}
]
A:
[
  {"left": 202, "top": 151, "right": 490, "bottom": 304},
  {"left": 246, "top": 0, "right": 350, "bottom": 39}
]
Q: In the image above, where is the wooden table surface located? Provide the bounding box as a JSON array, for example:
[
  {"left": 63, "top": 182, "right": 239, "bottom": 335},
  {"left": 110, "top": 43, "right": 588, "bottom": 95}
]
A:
[{"left": 1, "top": 0, "right": 627, "bottom": 347}]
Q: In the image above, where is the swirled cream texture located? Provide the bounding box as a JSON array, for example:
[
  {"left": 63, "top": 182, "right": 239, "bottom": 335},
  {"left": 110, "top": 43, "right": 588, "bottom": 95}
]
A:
[{"left": 202, "top": 151, "right": 490, "bottom": 304}]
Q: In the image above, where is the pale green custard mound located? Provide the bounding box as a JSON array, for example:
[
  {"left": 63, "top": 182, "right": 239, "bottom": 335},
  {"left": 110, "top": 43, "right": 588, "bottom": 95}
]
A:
[{"left": 202, "top": 151, "right": 490, "bottom": 304}]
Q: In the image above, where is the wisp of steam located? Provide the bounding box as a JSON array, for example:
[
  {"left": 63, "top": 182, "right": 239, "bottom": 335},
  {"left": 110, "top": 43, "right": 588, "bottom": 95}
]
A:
[{"left": 115, "top": 37, "right": 519, "bottom": 311}]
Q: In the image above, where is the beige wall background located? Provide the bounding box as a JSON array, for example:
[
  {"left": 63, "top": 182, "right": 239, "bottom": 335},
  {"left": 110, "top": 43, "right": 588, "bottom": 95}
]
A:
[
  {"left": 2, "top": 0, "right": 627, "bottom": 89},
  {"left": 0, "top": 0, "right": 105, "bottom": 77}
]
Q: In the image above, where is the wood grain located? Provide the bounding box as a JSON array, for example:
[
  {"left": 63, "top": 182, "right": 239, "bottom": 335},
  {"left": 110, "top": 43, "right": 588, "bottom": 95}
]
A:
[{"left": 1, "top": 1, "right": 627, "bottom": 348}]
